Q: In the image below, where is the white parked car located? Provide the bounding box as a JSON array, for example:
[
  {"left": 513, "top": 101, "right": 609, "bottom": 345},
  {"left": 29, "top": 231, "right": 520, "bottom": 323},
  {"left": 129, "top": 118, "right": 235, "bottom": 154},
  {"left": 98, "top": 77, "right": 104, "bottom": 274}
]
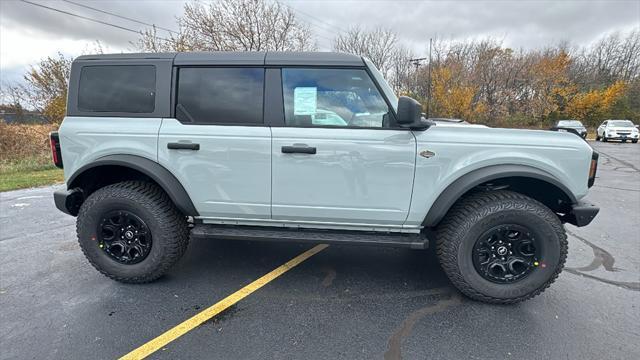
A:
[{"left": 596, "top": 120, "right": 639, "bottom": 143}]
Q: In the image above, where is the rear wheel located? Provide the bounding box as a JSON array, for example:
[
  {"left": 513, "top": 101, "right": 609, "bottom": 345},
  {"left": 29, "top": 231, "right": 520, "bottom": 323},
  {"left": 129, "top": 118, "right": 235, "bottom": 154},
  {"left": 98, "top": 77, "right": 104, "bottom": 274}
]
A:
[
  {"left": 76, "top": 181, "right": 189, "bottom": 283},
  {"left": 633, "top": 140, "right": 638, "bottom": 143},
  {"left": 436, "top": 190, "right": 567, "bottom": 304},
  {"left": 603, "top": 136, "right": 608, "bottom": 142}
]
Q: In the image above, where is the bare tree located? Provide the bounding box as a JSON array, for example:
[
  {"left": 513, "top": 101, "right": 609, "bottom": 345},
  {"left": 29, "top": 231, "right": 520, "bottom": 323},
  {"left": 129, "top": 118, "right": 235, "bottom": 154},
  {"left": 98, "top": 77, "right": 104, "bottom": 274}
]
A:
[
  {"left": 137, "top": 0, "right": 316, "bottom": 52},
  {"left": 333, "top": 27, "right": 399, "bottom": 75},
  {"left": 388, "top": 45, "right": 415, "bottom": 94},
  {"left": 570, "top": 30, "right": 640, "bottom": 88}
]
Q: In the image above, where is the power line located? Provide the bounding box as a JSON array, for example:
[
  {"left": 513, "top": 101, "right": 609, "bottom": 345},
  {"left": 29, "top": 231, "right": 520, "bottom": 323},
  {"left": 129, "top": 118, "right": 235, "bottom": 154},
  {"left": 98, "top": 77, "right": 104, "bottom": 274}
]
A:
[
  {"left": 20, "top": 0, "right": 338, "bottom": 49},
  {"left": 282, "top": 3, "right": 343, "bottom": 43},
  {"left": 284, "top": 2, "right": 349, "bottom": 35},
  {"left": 19, "top": 0, "right": 172, "bottom": 43},
  {"left": 61, "top": 0, "right": 179, "bottom": 35}
]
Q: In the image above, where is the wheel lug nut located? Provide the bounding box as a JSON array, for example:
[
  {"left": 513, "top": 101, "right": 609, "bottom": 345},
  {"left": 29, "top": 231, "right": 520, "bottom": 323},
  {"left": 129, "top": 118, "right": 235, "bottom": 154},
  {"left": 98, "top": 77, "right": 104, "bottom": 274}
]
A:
[
  {"left": 501, "top": 257, "right": 505, "bottom": 260},
  {"left": 492, "top": 254, "right": 496, "bottom": 257},
  {"left": 509, "top": 251, "right": 512, "bottom": 255}
]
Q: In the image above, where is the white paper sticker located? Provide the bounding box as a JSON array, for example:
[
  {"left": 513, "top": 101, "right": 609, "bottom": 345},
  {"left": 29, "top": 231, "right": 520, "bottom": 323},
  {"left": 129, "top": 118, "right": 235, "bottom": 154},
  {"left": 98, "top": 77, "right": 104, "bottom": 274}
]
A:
[{"left": 294, "top": 87, "right": 317, "bottom": 115}]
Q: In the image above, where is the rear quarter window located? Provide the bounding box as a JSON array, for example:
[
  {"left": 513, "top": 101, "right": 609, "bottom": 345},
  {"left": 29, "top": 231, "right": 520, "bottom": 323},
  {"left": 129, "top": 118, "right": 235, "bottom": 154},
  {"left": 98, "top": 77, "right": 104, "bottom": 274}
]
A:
[{"left": 78, "top": 65, "right": 156, "bottom": 113}]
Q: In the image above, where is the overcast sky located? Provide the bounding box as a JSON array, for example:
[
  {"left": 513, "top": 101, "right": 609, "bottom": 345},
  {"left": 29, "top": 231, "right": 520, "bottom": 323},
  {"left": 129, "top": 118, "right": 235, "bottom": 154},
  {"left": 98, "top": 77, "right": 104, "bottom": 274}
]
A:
[{"left": 1, "top": 0, "right": 639, "bottom": 87}]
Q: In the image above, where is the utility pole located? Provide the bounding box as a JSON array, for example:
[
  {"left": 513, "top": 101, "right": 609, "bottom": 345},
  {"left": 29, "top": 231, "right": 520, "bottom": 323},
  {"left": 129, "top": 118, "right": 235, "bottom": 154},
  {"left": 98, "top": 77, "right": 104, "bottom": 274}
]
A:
[
  {"left": 409, "top": 38, "right": 433, "bottom": 117},
  {"left": 409, "top": 57, "right": 427, "bottom": 95},
  {"left": 427, "top": 38, "right": 433, "bottom": 118}
]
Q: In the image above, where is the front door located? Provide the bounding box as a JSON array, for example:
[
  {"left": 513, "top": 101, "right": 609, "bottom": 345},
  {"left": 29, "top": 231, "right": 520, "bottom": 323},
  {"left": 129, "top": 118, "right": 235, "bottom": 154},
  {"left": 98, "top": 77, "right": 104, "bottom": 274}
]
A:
[
  {"left": 271, "top": 68, "right": 416, "bottom": 226},
  {"left": 158, "top": 67, "right": 271, "bottom": 219}
]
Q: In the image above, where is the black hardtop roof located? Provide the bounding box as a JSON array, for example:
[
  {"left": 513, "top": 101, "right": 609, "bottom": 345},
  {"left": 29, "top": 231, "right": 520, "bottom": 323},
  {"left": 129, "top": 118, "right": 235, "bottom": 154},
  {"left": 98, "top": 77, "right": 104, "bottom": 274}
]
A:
[{"left": 74, "top": 51, "right": 365, "bottom": 67}]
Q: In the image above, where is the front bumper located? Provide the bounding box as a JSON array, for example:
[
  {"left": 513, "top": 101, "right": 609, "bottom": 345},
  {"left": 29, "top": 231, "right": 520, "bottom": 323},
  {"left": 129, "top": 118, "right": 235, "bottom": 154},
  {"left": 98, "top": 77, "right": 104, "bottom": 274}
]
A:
[
  {"left": 54, "top": 188, "right": 84, "bottom": 216},
  {"left": 561, "top": 201, "right": 599, "bottom": 227},
  {"left": 606, "top": 133, "right": 638, "bottom": 140}
]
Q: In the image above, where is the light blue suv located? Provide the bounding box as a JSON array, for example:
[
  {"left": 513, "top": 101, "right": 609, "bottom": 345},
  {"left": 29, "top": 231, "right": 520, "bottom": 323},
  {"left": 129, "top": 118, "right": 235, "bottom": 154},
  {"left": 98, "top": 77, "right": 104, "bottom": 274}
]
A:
[{"left": 51, "top": 52, "right": 600, "bottom": 304}]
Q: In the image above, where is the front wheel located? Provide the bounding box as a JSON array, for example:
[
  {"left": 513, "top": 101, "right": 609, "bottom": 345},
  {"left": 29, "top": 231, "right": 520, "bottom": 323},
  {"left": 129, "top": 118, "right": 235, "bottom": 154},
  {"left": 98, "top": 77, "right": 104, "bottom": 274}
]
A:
[
  {"left": 595, "top": 134, "right": 600, "bottom": 141},
  {"left": 436, "top": 190, "right": 567, "bottom": 304},
  {"left": 633, "top": 140, "right": 638, "bottom": 143},
  {"left": 76, "top": 181, "right": 189, "bottom": 283}
]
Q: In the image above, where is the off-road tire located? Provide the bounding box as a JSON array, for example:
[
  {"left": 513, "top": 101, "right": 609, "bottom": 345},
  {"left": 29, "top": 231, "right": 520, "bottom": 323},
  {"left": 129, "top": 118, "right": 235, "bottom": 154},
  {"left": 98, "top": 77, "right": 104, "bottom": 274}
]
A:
[
  {"left": 436, "top": 190, "right": 568, "bottom": 304},
  {"left": 77, "top": 181, "right": 189, "bottom": 283}
]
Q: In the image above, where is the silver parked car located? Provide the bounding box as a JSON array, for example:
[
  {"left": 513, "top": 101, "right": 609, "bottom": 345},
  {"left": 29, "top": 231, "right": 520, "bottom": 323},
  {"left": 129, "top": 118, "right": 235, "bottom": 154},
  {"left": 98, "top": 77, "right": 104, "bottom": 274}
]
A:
[
  {"left": 554, "top": 120, "right": 588, "bottom": 138},
  {"left": 596, "top": 119, "right": 639, "bottom": 143}
]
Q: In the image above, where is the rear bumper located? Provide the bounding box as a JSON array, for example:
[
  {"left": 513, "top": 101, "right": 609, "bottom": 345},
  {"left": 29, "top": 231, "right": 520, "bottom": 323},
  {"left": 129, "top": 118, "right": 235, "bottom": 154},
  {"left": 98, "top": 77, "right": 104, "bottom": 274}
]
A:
[
  {"left": 53, "top": 188, "right": 84, "bottom": 216},
  {"left": 562, "top": 201, "right": 599, "bottom": 227}
]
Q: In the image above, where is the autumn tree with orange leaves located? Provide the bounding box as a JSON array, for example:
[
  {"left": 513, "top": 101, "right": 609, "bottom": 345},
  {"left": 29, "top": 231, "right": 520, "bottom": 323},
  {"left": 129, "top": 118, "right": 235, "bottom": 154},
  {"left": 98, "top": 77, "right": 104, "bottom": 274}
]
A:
[{"left": 398, "top": 30, "right": 639, "bottom": 129}]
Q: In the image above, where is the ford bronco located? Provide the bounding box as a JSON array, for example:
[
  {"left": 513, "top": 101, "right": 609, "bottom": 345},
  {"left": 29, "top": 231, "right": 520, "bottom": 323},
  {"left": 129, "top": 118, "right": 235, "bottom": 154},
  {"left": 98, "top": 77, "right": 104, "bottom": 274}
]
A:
[{"left": 52, "top": 52, "right": 600, "bottom": 304}]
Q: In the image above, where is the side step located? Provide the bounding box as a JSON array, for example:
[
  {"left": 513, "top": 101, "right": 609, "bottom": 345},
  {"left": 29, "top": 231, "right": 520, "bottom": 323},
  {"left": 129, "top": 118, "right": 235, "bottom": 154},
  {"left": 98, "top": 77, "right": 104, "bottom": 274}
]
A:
[{"left": 191, "top": 225, "right": 429, "bottom": 249}]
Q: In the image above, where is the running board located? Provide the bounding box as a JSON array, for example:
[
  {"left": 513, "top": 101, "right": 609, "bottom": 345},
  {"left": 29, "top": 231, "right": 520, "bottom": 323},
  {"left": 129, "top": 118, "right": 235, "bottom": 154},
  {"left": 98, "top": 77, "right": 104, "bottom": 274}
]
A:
[{"left": 191, "top": 225, "right": 429, "bottom": 249}]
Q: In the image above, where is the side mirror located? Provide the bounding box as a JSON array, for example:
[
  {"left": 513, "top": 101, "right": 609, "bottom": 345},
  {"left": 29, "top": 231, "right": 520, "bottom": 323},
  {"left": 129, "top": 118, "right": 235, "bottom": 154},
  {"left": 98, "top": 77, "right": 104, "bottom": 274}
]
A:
[
  {"left": 397, "top": 96, "right": 433, "bottom": 130},
  {"left": 397, "top": 96, "right": 421, "bottom": 125}
]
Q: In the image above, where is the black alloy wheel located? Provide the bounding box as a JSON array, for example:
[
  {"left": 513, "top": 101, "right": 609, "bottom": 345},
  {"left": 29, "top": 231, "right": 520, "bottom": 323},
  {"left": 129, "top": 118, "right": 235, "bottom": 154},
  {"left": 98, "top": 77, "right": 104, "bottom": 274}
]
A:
[
  {"left": 472, "top": 224, "right": 540, "bottom": 283},
  {"left": 98, "top": 210, "right": 152, "bottom": 264}
]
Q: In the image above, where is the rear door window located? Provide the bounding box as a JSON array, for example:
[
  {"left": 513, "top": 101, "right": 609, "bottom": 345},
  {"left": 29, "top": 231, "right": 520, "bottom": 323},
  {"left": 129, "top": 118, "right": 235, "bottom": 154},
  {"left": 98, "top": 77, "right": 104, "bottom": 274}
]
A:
[
  {"left": 78, "top": 65, "right": 156, "bottom": 113},
  {"left": 176, "top": 68, "right": 264, "bottom": 125}
]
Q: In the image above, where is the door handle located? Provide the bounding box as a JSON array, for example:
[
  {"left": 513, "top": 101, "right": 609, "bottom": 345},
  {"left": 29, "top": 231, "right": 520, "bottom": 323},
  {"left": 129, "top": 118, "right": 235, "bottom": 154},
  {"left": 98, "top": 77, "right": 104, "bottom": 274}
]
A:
[
  {"left": 168, "top": 142, "right": 200, "bottom": 150},
  {"left": 281, "top": 145, "right": 316, "bottom": 154}
]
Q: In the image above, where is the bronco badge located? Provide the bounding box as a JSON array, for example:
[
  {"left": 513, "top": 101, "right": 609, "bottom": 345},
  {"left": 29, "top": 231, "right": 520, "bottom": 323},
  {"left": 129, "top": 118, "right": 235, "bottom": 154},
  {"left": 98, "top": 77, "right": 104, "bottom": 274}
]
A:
[{"left": 419, "top": 150, "right": 436, "bottom": 158}]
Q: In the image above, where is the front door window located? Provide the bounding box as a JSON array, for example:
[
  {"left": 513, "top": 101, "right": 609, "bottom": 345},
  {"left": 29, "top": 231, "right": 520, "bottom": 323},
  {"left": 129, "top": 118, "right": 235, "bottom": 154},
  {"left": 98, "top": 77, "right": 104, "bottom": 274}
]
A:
[{"left": 281, "top": 68, "right": 392, "bottom": 128}]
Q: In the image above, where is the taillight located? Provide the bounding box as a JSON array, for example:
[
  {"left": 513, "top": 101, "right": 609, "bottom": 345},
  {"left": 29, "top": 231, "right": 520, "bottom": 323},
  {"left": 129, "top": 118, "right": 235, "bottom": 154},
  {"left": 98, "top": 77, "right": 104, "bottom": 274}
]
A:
[
  {"left": 588, "top": 151, "right": 598, "bottom": 188},
  {"left": 50, "top": 132, "right": 63, "bottom": 168}
]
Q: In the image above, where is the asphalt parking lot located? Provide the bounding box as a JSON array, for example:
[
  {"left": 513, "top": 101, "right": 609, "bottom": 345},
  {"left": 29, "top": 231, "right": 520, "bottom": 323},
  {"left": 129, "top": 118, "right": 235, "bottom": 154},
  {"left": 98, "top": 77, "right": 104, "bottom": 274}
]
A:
[{"left": 1, "top": 141, "right": 638, "bottom": 360}]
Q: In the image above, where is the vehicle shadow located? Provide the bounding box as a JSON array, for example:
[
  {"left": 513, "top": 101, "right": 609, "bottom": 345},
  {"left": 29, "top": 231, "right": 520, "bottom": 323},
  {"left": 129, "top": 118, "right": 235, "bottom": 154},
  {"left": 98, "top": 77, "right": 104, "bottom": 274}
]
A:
[{"left": 163, "top": 236, "right": 452, "bottom": 295}]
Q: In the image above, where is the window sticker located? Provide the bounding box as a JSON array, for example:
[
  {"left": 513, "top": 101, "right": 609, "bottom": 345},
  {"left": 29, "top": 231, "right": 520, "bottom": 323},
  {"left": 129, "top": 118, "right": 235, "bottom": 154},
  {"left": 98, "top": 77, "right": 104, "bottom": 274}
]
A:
[{"left": 294, "top": 87, "right": 317, "bottom": 115}]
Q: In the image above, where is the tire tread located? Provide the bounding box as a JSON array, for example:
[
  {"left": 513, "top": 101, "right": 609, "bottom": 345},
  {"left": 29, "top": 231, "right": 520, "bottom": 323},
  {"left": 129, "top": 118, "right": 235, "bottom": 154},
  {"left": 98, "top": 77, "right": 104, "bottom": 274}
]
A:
[
  {"left": 76, "top": 181, "right": 189, "bottom": 283},
  {"left": 435, "top": 190, "right": 568, "bottom": 304}
]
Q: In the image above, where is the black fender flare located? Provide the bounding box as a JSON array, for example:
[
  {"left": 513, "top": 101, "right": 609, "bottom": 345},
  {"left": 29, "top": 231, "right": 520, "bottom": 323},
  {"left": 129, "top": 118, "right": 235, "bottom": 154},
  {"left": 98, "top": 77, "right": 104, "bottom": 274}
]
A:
[
  {"left": 68, "top": 154, "right": 198, "bottom": 216},
  {"left": 422, "top": 164, "right": 577, "bottom": 227}
]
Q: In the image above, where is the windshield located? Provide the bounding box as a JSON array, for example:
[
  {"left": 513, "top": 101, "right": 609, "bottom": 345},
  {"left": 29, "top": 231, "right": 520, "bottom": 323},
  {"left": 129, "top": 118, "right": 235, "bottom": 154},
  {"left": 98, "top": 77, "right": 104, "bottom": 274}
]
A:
[
  {"left": 609, "top": 120, "right": 635, "bottom": 127},
  {"left": 558, "top": 120, "right": 583, "bottom": 127},
  {"left": 363, "top": 57, "right": 398, "bottom": 112}
]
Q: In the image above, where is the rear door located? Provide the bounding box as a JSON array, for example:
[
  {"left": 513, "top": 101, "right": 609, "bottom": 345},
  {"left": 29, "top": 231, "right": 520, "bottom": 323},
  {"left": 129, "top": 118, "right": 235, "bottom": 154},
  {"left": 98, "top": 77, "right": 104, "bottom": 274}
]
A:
[
  {"left": 158, "top": 67, "right": 271, "bottom": 219},
  {"left": 270, "top": 68, "right": 416, "bottom": 226}
]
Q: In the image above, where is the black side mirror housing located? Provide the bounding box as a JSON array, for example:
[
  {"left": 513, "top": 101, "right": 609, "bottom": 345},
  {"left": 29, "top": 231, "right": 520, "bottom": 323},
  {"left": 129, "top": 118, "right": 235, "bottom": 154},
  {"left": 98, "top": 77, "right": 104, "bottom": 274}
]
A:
[{"left": 397, "top": 96, "right": 434, "bottom": 130}]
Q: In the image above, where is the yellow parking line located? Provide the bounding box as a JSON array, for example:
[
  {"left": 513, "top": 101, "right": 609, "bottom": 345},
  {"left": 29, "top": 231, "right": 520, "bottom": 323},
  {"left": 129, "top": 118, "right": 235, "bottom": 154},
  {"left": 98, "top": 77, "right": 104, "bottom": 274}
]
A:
[{"left": 120, "top": 244, "right": 329, "bottom": 360}]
